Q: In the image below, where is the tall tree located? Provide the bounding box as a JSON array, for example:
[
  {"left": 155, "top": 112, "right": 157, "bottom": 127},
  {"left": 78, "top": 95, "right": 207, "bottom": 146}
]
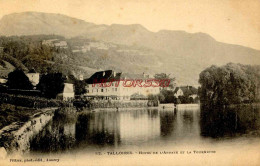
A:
[
  {"left": 199, "top": 63, "right": 260, "bottom": 106},
  {"left": 7, "top": 69, "right": 33, "bottom": 90},
  {"left": 37, "top": 73, "right": 65, "bottom": 98},
  {"left": 154, "top": 73, "right": 176, "bottom": 89}
]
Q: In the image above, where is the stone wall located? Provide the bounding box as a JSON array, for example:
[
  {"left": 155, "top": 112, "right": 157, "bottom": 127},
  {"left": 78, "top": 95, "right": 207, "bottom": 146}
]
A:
[{"left": 0, "top": 108, "right": 57, "bottom": 155}]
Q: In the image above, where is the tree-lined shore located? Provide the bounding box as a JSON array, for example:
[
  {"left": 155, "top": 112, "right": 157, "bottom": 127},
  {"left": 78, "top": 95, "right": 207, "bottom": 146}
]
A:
[{"left": 199, "top": 63, "right": 260, "bottom": 107}]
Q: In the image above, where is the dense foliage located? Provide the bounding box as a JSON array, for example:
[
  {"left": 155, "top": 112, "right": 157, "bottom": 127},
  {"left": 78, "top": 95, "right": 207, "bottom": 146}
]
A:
[
  {"left": 0, "top": 35, "right": 161, "bottom": 80},
  {"left": 154, "top": 73, "right": 176, "bottom": 89},
  {"left": 0, "top": 35, "right": 83, "bottom": 75},
  {"left": 0, "top": 93, "right": 65, "bottom": 108},
  {"left": 0, "top": 104, "right": 41, "bottom": 130},
  {"left": 37, "top": 73, "right": 65, "bottom": 99},
  {"left": 148, "top": 89, "right": 198, "bottom": 104},
  {"left": 6, "top": 69, "right": 33, "bottom": 90},
  {"left": 199, "top": 63, "right": 260, "bottom": 106},
  {"left": 74, "top": 80, "right": 86, "bottom": 95}
]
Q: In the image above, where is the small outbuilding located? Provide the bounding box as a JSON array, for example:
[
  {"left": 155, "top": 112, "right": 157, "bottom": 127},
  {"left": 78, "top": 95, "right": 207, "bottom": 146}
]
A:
[{"left": 57, "top": 83, "right": 75, "bottom": 101}]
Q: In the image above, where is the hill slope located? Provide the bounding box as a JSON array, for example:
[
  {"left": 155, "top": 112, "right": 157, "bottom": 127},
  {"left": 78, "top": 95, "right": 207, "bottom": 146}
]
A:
[{"left": 0, "top": 12, "right": 260, "bottom": 85}]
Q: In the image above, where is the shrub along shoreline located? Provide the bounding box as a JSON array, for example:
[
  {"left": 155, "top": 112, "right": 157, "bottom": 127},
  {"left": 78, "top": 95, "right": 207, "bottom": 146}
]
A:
[
  {"left": 0, "top": 93, "right": 66, "bottom": 130},
  {"left": 0, "top": 93, "right": 68, "bottom": 108},
  {"left": 0, "top": 104, "right": 43, "bottom": 130}
]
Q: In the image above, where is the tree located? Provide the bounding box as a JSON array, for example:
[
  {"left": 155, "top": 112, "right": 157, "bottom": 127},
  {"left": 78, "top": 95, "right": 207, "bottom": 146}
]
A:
[
  {"left": 154, "top": 73, "right": 176, "bottom": 89},
  {"left": 7, "top": 69, "right": 33, "bottom": 90},
  {"left": 22, "top": 54, "right": 51, "bottom": 73},
  {"left": 148, "top": 94, "right": 159, "bottom": 106},
  {"left": 158, "top": 89, "right": 177, "bottom": 103},
  {"left": 37, "top": 73, "right": 65, "bottom": 98},
  {"left": 74, "top": 80, "right": 86, "bottom": 95},
  {"left": 199, "top": 63, "right": 260, "bottom": 106}
]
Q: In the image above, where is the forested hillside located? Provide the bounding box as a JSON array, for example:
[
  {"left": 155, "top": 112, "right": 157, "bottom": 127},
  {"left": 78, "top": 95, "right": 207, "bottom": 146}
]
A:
[
  {"left": 1, "top": 12, "right": 260, "bottom": 86},
  {"left": 0, "top": 35, "right": 161, "bottom": 80}
]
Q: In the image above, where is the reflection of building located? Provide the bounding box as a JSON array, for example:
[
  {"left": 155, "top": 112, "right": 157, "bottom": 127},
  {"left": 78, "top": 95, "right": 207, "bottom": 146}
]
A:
[
  {"left": 63, "top": 123, "right": 76, "bottom": 136},
  {"left": 76, "top": 111, "right": 120, "bottom": 147},
  {"left": 160, "top": 110, "right": 177, "bottom": 137},
  {"left": 85, "top": 70, "right": 160, "bottom": 100},
  {"left": 119, "top": 110, "right": 160, "bottom": 145},
  {"left": 75, "top": 109, "right": 160, "bottom": 147}
]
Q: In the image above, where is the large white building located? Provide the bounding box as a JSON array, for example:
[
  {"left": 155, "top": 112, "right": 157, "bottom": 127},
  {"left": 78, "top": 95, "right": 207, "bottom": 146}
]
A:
[{"left": 85, "top": 70, "right": 160, "bottom": 100}]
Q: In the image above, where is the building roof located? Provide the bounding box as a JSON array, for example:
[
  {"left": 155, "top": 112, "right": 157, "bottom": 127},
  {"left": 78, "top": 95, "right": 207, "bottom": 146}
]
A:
[
  {"left": 121, "top": 73, "right": 149, "bottom": 79},
  {"left": 28, "top": 68, "right": 37, "bottom": 73},
  {"left": 86, "top": 70, "right": 150, "bottom": 84},
  {"left": 0, "top": 71, "right": 9, "bottom": 79},
  {"left": 86, "top": 70, "right": 121, "bottom": 84},
  {"left": 174, "top": 86, "right": 198, "bottom": 96},
  {"left": 64, "top": 75, "right": 76, "bottom": 84}
]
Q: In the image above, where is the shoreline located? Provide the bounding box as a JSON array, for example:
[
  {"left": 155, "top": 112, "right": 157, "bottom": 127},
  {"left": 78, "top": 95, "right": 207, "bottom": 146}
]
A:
[{"left": 0, "top": 107, "right": 57, "bottom": 156}]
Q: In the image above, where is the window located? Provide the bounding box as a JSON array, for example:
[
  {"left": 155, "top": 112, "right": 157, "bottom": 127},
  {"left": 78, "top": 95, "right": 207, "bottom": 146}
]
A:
[
  {"left": 115, "top": 88, "right": 117, "bottom": 91},
  {"left": 101, "top": 89, "right": 104, "bottom": 92}
]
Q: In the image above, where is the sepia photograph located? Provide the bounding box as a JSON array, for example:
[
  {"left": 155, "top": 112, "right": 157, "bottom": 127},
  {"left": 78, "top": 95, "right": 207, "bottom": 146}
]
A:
[{"left": 0, "top": 0, "right": 260, "bottom": 165}]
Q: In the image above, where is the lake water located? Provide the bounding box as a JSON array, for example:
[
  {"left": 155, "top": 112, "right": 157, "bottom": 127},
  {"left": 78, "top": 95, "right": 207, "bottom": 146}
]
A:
[{"left": 29, "top": 105, "right": 260, "bottom": 157}]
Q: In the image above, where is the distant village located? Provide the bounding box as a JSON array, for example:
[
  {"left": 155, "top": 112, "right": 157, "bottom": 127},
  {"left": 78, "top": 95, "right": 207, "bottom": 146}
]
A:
[{"left": 0, "top": 68, "right": 198, "bottom": 104}]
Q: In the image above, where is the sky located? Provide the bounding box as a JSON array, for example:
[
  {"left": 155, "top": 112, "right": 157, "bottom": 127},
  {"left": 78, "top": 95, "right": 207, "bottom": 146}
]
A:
[{"left": 0, "top": 0, "right": 259, "bottom": 50}]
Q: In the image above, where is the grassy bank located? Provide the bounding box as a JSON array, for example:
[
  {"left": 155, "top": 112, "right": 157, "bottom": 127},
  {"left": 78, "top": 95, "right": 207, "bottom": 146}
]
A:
[
  {"left": 0, "top": 103, "right": 42, "bottom": 130},
  {"left": 0, "top": 93, "right": 67, "bottom": 108}
]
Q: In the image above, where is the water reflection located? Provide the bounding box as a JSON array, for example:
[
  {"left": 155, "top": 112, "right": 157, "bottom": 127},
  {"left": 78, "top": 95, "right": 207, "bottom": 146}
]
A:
[
  {"left": 200, "top": 105, "right": 260, "bottom": 138},
  {"left": 30, "top": 105, "right": 260, "bottom": 153},
  {"left": 160, "top": 109, "right": 177, "bottom": 137},
  {"left": 119, "top": 109, "right": 160, "bottom": 146},
  {"left": 76, "top": 111, "right": 121, "bottom": 147},
  {"left": 30, "top": 111, "right": 77, "bottom": 152}
]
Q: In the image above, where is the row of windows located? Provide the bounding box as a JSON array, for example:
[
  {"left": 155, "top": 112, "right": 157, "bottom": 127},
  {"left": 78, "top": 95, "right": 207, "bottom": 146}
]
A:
[
  {"left": 88, "top": 88, "right": 118, "bottom": 93},
  {"left": 87, "top": 88, "right": 159, "bottom": 94}
]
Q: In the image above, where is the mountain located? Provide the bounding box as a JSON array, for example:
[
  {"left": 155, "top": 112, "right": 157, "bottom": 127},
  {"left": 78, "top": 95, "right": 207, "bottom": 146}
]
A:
[
  {"left": 0, "top": 12, "right": 260, "bottom": 86},
  {"left": 0, "top": 12, "right": 107, "bottom": 37}
]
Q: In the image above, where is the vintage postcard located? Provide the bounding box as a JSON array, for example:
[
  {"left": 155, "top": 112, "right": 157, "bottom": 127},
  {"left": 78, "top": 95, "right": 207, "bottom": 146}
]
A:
[{"left": 0, "top": 0, "right": 260, "bottom": 165}]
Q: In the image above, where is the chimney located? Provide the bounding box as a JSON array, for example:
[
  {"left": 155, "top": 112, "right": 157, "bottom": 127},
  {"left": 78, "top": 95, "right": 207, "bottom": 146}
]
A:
[
  {"left": 79, "top": 74, "right": 83, "bottom": 81},
  {"left": 103, "top": 71, "right": 105, "bottom": 77},
  {"left": 113, "top": 71, "right": 117, "bottom": 77},
  {"left": 143, "top": 72, "right": 149, "bottom": 79}
]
